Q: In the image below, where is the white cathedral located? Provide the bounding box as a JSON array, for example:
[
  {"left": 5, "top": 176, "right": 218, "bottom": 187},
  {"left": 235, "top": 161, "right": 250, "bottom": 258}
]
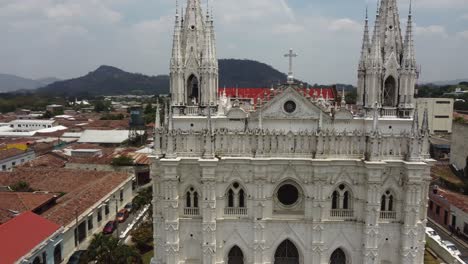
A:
[{"left": 151, "top": 0, "right": 432, "bottom": 263}]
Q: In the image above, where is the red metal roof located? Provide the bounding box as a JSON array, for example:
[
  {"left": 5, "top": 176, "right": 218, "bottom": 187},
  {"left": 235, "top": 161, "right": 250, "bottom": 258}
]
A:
[
  {"left": 0, "top": 211, "right": 60, "bottom": 263},
  {"left": 218, "top": 87, "right": 335, "bottom": 105}
]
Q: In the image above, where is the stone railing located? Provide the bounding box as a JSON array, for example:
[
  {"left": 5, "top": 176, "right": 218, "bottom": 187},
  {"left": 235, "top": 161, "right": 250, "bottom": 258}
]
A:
[
  {"left": 183, "top": 208, "right": 200, "bottom": 216},
  {"left": 185, "top": 106, "right": 200, "bottom": 116},
  {"left": 330, "top": 209, "right": 354, "bottom": 218},
  {"left": 155, "top": 128, "right": 428, "bottom": 160},
  {"left": 224, "top": 207, "right": 247, "bottom": 216},
  {"left": 379, "top": 211, "right": 397, "bottom": 220}
]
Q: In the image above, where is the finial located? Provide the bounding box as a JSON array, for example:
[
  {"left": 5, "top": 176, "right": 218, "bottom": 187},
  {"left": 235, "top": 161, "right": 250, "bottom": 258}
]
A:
[
  {"left": 365, "top": 5, "right": 369, "bottom": 20},
  {"left": 409, "top": 0, "right": 413, "bottom": 15},
  {"left": 376, "top": 0, "right": 380, "bottom": 15},
  {"left": 176, "top": 0, "right": 179, "bottom": 15}
]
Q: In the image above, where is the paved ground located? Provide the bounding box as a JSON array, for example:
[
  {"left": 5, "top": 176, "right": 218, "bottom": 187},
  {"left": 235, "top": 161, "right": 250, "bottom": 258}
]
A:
[{"left": 427, "top": 219, "right": 468, "bottom": 258}]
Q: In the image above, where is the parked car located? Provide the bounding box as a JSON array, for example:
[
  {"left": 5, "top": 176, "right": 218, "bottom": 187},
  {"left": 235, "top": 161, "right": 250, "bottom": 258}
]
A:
[
  {"left": 103, "top": 220, "right": 118, "bottom": 234},
  {"left": 425, "top": 227, "right": 442, "bottom": 242},
  {"left": 124, "top": 203, "right": 133, "bottom": 213},
  {"left": 441, "top": 240, "right": 462, "bottom": 256},
  {"left": 67, "top": 250, "right": 87, "bottom": 264},
  {"left": 116, "top": 209, "right": 129, "bottom": 223}
]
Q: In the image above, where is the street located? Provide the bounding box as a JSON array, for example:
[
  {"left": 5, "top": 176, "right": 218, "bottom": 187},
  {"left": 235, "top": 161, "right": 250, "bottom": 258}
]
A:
[{"left": 427, "top": 219, "right": 468, "bottom": 258}]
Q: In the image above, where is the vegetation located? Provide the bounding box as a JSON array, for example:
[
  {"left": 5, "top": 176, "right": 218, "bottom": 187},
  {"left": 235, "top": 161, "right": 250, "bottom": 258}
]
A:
[
  {"left": 131, "top": 221, "right": 153, "bottom": 252},
  {"left": 417, "top": 82, "right": 468, "bottom": 111},
  {"left": 132, "top": 186, "right": 152, "bottom": 212},
  {"left": 0, "top": 93, "right": 66, "bottom": 113},
  {"left": 10, "top": 181, "right": 34, "bottom": 192},
  {"left": 93, "top": 100, "right": 112, "bottom": 113},
  {"left": 111, "top": 155, "right": 134, "bottom": 166},
  {"left": 84, "top": 234, "right": 142, "bottom": 264}
]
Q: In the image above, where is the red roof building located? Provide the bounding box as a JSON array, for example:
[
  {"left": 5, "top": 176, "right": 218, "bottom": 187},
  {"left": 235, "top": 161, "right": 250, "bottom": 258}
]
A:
[
  {"left": 0, "top": 211, "right": 62, "bottom": 264},
  {"left": 218, "top": 87, "right": 336, "bottom": 105}
]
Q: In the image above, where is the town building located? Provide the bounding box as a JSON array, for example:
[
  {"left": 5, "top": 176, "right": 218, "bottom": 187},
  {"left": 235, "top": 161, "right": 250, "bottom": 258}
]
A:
[
  {"left": 9, "top": 120, "right": 58, "bottom": 132},
  {"left": 0, "top": 192, "right": 58, "bottom": 224},
  {"left": 450, "top": 122, "right": 468, "bottom": 176},
  {"left": 0, "top": 167, "right": 134, "bottom": 261},
  {"left": 151, "top": 0, "right": 432, "bottom": 264},
  {"left": 0, "top": 148, "right": 35, "bottom": 171},
  {"left": 416, "top": 98, "right": 454, "bottom": 134},
  {"left": 0, "top": 211, "right": 63, "bottom": 264}
]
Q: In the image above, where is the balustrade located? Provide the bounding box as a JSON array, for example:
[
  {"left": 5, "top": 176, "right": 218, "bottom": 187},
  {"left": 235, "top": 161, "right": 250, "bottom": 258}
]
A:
[
  {"left": 224, "top": 207, "right": 247, "bottom": 216},
  {"left": 330, "top": 209, "right": 354, "bottom": 218},
  {"left": 184, "top": 208, "right": 200, "bottom": 216},
  {"left": 379, "top": 211, "right": 397, "bottom": 220}
]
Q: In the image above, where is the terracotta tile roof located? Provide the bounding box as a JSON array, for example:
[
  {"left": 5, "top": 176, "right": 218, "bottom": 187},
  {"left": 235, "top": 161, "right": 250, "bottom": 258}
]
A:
[
  {"left": 0, "top": 168, "right": 131, "bottom": 226},
  {"left": 21, "top": 152, "right": 69, "bottom": 168},
  {"left": 0, "top": 212, "right": 60, "bottom": 263},
  {"left": 81, "top": 119, "right": 130, "bottom": 130},
  {"left": 0, "top": 148, "right": 31, "bottom": 161},
  {"left": 436, "top": 188, "right": 468, "bottom": 213},
  {"left": 0, "top": 192, "right": 57, "bottom": 224}
]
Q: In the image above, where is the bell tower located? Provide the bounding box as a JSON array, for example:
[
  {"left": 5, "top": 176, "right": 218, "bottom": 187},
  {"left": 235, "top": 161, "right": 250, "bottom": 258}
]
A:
[
  {"left": 170, "top": 0, "right": 218, "bottom": 114},
  {"left": 357, "top": 0, "right": 418, "bottom": 117}
]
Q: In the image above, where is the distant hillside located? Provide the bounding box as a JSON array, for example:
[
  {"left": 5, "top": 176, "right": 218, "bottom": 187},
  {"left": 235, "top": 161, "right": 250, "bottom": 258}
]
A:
[
  {"left": 425, "top": 79, "right": 468, "bottom": 86},
  {"left": 37, "top": 66, "right": 170, "bottom": 97},
  {"left": 36, "top": 59, "right": 304, "bottom": 96},
  {"left": 0, "top": 74, "right": 60, "bottom": 92}
]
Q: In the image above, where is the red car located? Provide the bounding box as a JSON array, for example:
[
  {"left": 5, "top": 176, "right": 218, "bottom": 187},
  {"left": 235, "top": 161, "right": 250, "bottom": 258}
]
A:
[
  {"left": 103, "top": 221, "right": 118, "bottom": 234},
  {"left": 116, "top": 209, "right": 129, "bottom": 223}
]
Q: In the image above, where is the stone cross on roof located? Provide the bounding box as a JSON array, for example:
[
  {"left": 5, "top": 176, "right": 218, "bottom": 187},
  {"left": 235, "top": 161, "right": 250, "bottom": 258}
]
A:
[{"left": 284, "top": 48, "right": 297, "bottom": 84}]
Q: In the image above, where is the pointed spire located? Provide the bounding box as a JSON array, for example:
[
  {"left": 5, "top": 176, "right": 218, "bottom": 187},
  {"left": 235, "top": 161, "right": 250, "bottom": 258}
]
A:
[
  {"left": 402, "top": 0, "right": 416, "bottom": 69},
  {"left": 170, "top": 0, "right": 182, "bottom": 68},
  {"left": 155, "top": 102, "right": 161, "bottom": 129},
  {"left": 259, "top": 107, "right": 263, "bottom": 129},
  {"left": 168, "top": 104, "right": 173, "bottom": 132},
  {"left": 368, "top": 3, "right": 383, "bottom": 68},
  {"left": 341, "top": 87, "right": 346, "bottom": 108},
  {"left": 359, "top": 6, "right": 371, "bottom": 70},
  {"left": 422, "top": 108, "right": 429, "bottom": 133}
]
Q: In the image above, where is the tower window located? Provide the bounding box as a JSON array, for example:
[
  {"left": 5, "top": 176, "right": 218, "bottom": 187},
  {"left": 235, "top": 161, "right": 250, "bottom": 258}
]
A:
[{"left": 226, "top": 182, "right": 246, "bottom": 208}]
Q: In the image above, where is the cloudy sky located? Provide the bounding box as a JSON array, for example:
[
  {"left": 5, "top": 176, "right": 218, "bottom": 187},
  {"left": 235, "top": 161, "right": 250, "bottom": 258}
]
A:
[{"left": 0, "top": 0, "right": 467, "bottom": 85}]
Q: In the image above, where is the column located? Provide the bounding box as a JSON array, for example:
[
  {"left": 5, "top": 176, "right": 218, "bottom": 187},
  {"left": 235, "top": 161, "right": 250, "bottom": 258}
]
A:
[{"left": 201, "top": 160, "right": 218, "bottom": 264}]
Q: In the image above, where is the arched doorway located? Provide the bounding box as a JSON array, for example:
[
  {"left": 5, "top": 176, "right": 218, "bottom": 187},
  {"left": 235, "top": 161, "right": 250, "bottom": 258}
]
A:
[
  {"left": 228, "top": 246, "right": 244, "bottom": 264},
  {"left": 383, "top": 76, "right": 397, "bottom": 107},
  {"left": 330, "top": 248, "right": 347, "bottom": 264},
  {"left": 54, "top": 244, "right": 62, "bottom": 264},
  {"left": 187, "top": 75, "right": 200, "bottom": 105},
  {"left": 33, "top": 256, "right": 41, "bottom": 264},
  {"left": 274, "top": 240, "right": 299, "bottom": 264}
]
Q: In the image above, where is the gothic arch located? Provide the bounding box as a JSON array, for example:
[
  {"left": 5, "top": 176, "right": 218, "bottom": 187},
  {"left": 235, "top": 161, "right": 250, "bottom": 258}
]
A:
[
  {"left": 225, "top": 182, "right": 248, "bottom": 208},
  {"left": 184, "top": 186, "right": 200, "bottom": 208},
  {"left": 329, "top": 248, "right": 350, "bottom": 264},
  {"left": 273, "top": 239, "right": 301, "bottom": 264},
  {"left": 226, "top": 245, "right": 245, "bottom": 264},
  {"left": 380, "top": 189, "right": 395, "bottom": 212},
  {"left": 330, "top": 183, "right": 354, "bottom": 210},
  {"left": 187, "top": 74, "right": 200, "bottom": 106},
  {"left": 383, "top": 76, "right": 397, "bottom": 107}
]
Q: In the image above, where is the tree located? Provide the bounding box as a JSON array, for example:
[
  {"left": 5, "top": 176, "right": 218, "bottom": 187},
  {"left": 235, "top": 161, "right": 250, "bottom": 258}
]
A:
[
  {"left": 42, "top": 111, "right": 53, "bottom": 119},
  {"left": 132, "top": 186, "right": 152, "bottom": 212},
  {"left": 111, "top": 155, "right": 134, "bottom": 166},
  {"left": 10, "top": 181, "right": 34, "bottom": 192},
  {"left": 84, "top": 234, "right": 142, "bottom": 264},
  {"left": 131, "top": 222, "right": 153, "bottom": 251}
]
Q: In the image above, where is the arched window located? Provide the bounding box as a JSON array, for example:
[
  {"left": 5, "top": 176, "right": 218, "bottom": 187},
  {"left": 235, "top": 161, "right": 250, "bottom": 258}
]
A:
[
  {"left": 33, "top": 257, "right": 41, "bottom": 264},
  {"left": 228, "top": 189, "right": 235, "bottom": 207},
  {"left": 239, "top": 189, "right": 245, "bottom": 208},
  {"left": 186, "top": 192, "right": 192, "bottom": 208},
  {"left": 332, "top": 191, "right": 339, "bottom": 209},
  {"left": 381, "top": 190, "right": 395, "bottom": 212},
  {"left": 228, "top": 246, "right": 244, "bottom": 264},
  {"left": 274, "top": 240, "right": 299, "bottom": 264},
  {"left": 187, "top": 74, "right": 200, "bottom": 106},
  {"left": 383, "top": 76, "right": 397, "bottom": 107},
  {"left": 331, "top": 184, "right": 353, "bottom": 210},
  {"left": 226, "top": 182, "right": 246, "bottom": 208},
  {"left": 381, "top": 195, "right": 387, "bottom": 211},
  {"left": 330, "top": 248, "right": 347, "bottom": 264},
  {"left": 343, "top": 191, "right": 349, "bottom": 209},
  {"left": 185, "top": 187, "right": 199, "bottom": 208},
  {"left": 194, "top": 192, "right": 199, "bottom": 208}
]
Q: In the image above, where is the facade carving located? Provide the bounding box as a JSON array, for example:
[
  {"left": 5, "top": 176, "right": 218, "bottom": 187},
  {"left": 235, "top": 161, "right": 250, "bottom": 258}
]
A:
[{"left": 151, "top": 0, "right": 432, "bottom": 264}]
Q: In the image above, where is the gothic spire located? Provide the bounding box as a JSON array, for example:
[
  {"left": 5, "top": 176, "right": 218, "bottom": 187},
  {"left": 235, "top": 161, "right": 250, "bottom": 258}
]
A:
[
  {"left": 411, "top": 107, "right": 419, "bottom": 136},
  {"left": 359, "top": 7, "right": 370, "bottom": 70},
  {"left": 170, "top": 0, "right": 182, "bottom": 68},
  {"left": 378, "top": 0, "right": 403, "bottom": 60},
  {"left": 368, "top": 4, "right": 383, "bottom": 69},
  {"left": 402, "top": 0, "right": 416, "bottom": 70}
]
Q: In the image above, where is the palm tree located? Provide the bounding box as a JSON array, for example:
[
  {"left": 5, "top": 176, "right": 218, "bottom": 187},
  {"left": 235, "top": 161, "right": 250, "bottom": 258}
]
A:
[{"left": 84, "top": 234, "right": 142, "bottom": 264}]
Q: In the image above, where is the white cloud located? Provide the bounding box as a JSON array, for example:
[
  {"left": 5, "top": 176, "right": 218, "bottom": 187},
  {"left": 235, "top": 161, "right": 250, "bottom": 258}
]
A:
[
  {"left": 328, "top": 18, "right": 362, "bottom": 33},
  {"left": 415, "top": 25, "right": 448, "bottom": 37},
  {"left": 400, "top": 0, "right": 468, "bottom": 9},
  {"left": 456, "top": 30, "right": 468, "bottom": 39},
  {"left": 272, "top": 23, "right": 305, "bottom": 34}
]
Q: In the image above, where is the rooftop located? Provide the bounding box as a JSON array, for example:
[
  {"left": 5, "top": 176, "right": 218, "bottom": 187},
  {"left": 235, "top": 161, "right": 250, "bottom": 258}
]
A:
[
  {"left": 10, "top": 119, "right": 56, "bottom": 125},
  {"left": 78, "top": 130, "right": 131, "bottom": 144},
  {"left": 0, "top": 167, "right": 131, "bottom": 226},
  {"left": 0, "top": 212, "right": 61, "bottom": 264},
  {"left": 0, "top": 148, "right": 32, "bottom": 161},
  {"left": 0, "top": 192, "right": 57, "bottom": 224},
  {"left": 435, "top": 187, "right": 468, "bottom": 213}
]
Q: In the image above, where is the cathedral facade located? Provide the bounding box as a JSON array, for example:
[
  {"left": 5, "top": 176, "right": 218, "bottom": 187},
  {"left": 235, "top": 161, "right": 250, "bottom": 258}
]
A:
[{"left": 151, "top": 1, "right": 432, "bottom": 264}]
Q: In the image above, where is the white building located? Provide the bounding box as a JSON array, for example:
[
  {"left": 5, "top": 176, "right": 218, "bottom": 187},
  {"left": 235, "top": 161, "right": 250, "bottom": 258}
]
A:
[
  {"left": 151, "top": 1, "right": 432, "bottom": 264},
  {"left": 0, "top": 148, "right": 35, "bottom": 171},
  {"left": 9, "top": 119, "right": 58, "bottom": 132},
  {"left": 416, "top": 98, "right": 454, "bottom": 134}
]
